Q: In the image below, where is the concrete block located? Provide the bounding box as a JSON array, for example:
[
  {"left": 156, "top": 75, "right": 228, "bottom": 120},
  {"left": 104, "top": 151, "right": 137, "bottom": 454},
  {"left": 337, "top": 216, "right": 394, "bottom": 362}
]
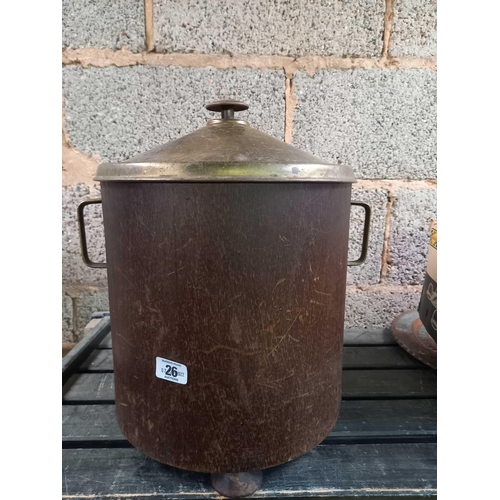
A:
[
  {"left": 154, "top": 0, "right": 384, "bottom": 57},
  {"left": 388, "top": 189, "right": 437, "bottom": 284},
  {"left": 62, "top": 294, "right": 74, "bottom": 342},
  {"left": 62, "top": 66, "right": 285, "bottom": 163},
  {"left": 293, "top": 69, "right": 437, "bottom": 179},
  {"left": 347, "top": 188, "right": 388, "bottom": 285},
  {"left": 344, "top": 289, "right": 420, "bottom": 328},
  {"left": 62, "top": 0, "right": 146, "bottom": 52},
  {"left": 391, "top": 0, "right": 437, "bottom": 57},
  {"left": 62, "top": 185, "right": 108, "bottom": 286}
]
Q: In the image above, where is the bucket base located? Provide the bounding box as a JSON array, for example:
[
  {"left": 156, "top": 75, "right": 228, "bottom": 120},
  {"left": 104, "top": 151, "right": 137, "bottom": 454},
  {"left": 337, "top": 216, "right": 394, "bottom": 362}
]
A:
[{"left": 211, "top": 470, "right": 263, "bottom": 498}]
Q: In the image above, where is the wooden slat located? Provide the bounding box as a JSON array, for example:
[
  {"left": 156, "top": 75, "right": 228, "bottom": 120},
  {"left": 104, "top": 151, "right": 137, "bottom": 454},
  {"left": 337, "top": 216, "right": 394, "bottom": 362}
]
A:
[
  {"left": 80, "top": 345, "right": 426, "bottom": 372},
  {"left": 343, "top": 328, "right": 396, "bottom": 346},
  {"left": 98, "top": 328, "right": 397, "bottom": 349},
  {"left": 62, "top": 316, "right": 111, "bottom": 384},
  {"left": 344, "top": 346, "right": 426, "bottom": 369},
  {"left": 97, "top": 332, "right": 112, "bottom": 348},
  {"left": 79, "top": 349, "right": 113, "bottom": 371},
  {"left": 91, "top": 311, "right": 110, "bottom": 319},
  {"left": 63, "top": 373, "right": 115, "bottom": 403},
  {"left": 62, "top": 444, "right": 437, "bottom": 498},
  {"left": 333, "top": 398, "right": 436, "bottom": 438},
  {"left": 62, "top": 369, "right": 436, "bottom": 403},
  {"left": 62, "top": 399, "right": 436, "bottom": 445},
  {"left": 342, "top": 370, "right": 436, "bottom": 399},
  {"left": 63, "top": 405, "right": 121, "bottom": 443}
]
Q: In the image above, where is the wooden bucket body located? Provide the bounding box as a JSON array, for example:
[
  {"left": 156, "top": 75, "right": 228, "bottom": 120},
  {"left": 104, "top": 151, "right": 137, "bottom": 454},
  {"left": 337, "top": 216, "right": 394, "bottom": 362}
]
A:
[{"left": 101, "top": 181, "right": 351, "bottom": 473}]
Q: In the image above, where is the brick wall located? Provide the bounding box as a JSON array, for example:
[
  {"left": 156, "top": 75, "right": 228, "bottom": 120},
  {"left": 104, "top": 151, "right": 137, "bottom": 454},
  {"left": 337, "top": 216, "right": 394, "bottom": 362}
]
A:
[{"left": 62, "top": 0, "right": 437, "bottom": 342}]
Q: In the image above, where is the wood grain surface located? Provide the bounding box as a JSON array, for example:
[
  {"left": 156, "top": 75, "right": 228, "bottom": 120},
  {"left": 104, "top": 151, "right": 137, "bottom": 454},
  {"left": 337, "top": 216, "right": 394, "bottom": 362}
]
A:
[{"left": 100, "top": 182, "right": 352, "bottom": 472}]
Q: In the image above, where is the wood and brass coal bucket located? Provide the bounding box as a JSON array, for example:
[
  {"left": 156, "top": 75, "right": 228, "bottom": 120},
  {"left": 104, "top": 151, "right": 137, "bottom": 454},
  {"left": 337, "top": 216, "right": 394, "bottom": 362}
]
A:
[{"left": 78, "top": 100, "right": 371, "bottom": 497}]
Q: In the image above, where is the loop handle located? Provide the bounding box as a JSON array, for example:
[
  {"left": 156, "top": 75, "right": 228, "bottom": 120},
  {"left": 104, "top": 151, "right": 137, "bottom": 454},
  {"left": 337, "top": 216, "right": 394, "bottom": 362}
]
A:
[
  {"left": 348, "top": 202, "right": 371, "bottom": 266},
  {"left": 77, "top": 199, "right": 106, "bottom": 269}
]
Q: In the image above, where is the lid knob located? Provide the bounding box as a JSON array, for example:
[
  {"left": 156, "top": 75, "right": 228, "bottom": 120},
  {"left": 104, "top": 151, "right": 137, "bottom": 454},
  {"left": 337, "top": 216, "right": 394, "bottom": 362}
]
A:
[{"left": 205, "top": 100, "right": 249, "bottom": 120}]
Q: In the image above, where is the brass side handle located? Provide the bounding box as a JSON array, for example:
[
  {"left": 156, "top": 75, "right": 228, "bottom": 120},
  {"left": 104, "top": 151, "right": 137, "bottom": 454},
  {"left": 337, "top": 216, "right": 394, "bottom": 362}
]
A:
[
  {"left": 348, "top": 201, "right": 371, "bottom": 267},
  {"left": 77, "top": 198, "right": 107, "bottom": 269}
]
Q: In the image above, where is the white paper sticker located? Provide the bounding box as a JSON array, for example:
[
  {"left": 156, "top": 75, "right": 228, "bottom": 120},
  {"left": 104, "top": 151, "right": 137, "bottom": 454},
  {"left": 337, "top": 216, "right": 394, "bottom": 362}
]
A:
[{"left": 156, "top": 357, "right": 188, "bottom": 385}]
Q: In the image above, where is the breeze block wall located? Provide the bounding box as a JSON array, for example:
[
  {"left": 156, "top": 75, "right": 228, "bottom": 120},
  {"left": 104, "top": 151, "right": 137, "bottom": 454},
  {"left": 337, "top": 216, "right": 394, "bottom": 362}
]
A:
[{"left": 62, "top": 0, "right": 437, "bottom": 342}]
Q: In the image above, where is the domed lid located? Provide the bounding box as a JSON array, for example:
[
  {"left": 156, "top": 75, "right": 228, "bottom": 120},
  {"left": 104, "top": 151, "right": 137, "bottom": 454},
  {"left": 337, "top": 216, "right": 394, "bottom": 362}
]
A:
[{"left": 95, "top": 100, "right": 355, "bottom": 183}]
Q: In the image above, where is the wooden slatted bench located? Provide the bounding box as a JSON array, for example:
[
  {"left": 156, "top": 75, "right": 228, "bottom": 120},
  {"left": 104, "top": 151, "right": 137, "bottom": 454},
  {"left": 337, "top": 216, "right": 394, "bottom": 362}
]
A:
[{"left": 62, "top": 314, "right": 437, "bottom": 499}]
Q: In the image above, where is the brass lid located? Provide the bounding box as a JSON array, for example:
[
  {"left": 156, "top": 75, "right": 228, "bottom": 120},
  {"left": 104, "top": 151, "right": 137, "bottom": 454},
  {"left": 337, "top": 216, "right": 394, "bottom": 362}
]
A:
[{"left": 95, "top": 100, "right": 356, "bottom": 183}]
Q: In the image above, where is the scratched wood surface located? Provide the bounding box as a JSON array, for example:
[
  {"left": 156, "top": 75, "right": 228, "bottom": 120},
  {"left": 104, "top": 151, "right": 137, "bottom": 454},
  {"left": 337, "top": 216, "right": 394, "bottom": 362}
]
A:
[
  {"left": 101, "top": 182, "right": 353, "bottom": 473},
  {"left": 96, "top": 328, "right": 399, "bottom": 349},
  {"left": 62, "top": 327, "right": 437, "bottom": 499}
]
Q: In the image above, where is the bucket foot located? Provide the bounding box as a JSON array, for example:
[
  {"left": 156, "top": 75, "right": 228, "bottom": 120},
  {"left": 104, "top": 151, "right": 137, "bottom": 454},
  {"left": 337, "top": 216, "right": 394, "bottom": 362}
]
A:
[{"left": 210, "top": 470, "right": 263, "bottom": 498}]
